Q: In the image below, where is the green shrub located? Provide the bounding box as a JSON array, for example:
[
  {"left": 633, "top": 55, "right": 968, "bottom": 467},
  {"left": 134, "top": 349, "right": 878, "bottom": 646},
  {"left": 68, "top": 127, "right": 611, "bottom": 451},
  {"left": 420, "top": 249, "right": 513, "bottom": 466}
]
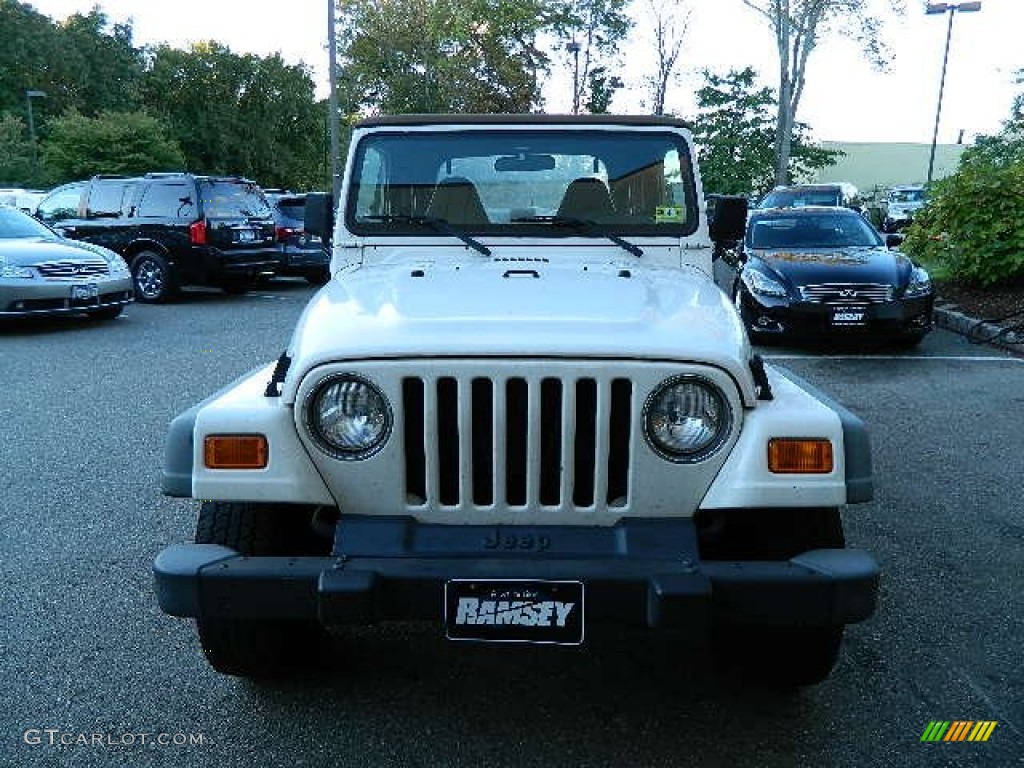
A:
[{"left": 903, "top": 127, "right": 1024, "bottom": 286}]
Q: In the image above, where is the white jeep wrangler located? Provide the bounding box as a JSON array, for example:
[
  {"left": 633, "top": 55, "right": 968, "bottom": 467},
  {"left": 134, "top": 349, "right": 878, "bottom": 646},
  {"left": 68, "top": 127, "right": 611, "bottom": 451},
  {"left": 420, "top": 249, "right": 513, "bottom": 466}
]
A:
[{"left": 154, "top": 115, "right": 878, "bottom": 686}]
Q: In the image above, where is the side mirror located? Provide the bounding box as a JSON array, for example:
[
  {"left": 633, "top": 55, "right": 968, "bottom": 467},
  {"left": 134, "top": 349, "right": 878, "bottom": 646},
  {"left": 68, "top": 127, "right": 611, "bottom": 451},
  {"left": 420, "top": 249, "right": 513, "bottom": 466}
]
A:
[
  {"left": 304, "top": 192, "right": 334, "bottom": 244},
  {"left": 709, "top": 195, "right": 748, "bottom": 244},
  {"left": 885, "top": 233, "right": 904, "bottom": 248}
]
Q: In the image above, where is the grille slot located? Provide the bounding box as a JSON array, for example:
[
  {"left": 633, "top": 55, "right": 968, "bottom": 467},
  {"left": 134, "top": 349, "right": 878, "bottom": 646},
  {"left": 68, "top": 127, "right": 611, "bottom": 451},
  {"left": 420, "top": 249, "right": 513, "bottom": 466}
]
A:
[
  {"left": 402, "top": 375, "right": 633, "bottom": 510},
  {"left": 35, "top": 259, "right": 110, "bottom": 280},
  {"left": 800, "top": 283, "right": 893, "bottom": 304}
]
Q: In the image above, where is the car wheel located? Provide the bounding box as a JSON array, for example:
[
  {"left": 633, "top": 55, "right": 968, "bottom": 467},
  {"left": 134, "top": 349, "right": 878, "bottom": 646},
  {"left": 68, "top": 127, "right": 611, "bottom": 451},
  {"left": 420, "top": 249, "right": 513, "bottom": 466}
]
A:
[
  {"left": 86, "top": 305, "right": 124, "bottom": 321},
  {"left": 131, "top": 251, "right": 177, "bottom": 303},
  {"left": 895, "top": 332, "right": 927, "bottom": 349},
  {"left": 305, "top": 267, "right": 330, "bottom": 285},
  {"left": 710, "top": 508, "right": 846, "bottom": 687},
  {"left": 194, "top": 501, "right": 328, "bottom": 678}
]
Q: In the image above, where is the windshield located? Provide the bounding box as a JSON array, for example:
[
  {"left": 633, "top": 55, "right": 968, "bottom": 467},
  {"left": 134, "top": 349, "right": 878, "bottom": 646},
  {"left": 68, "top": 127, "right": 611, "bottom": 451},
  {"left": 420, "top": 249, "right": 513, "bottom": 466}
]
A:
[
  {"left": 760, "top": 188, "right": 841, "bottom": 208},
  {"left": 888, "top": 188, "right": 924, "bottom": 204},
  {"left": 747, "top": 212, "right": 882, "bottom": 249},
  {"left": 0, "top": 206, "right": 56, "bottom": 239},
  {"left": 346, "top": 129, "right": 698, "bottom": 237},
  {"left": 199, "top": 181, "right": 272, "bottom": 218}
]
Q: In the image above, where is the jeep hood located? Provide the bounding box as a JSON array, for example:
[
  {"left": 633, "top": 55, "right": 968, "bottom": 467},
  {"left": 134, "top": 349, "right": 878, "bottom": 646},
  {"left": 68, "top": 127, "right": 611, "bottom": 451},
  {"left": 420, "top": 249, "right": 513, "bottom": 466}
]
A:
[{"left": 283, "top": 259, "right": 755, "bottom": 403}]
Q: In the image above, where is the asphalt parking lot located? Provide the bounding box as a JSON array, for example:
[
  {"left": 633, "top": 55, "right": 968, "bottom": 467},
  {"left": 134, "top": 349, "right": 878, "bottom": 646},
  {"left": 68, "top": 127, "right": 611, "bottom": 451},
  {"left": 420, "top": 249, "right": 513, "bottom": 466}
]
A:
[{"left": 1, "top": 281, "right": 1021, "bottom": 767}]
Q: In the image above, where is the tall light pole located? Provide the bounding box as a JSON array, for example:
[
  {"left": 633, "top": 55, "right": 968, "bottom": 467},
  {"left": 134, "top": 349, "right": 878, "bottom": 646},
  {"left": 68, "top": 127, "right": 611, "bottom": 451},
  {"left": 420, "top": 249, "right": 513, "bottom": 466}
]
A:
[
  {"left": 327, "top": 0, "right": 342, "bottom": 201},
  {"left": 925, "top": 2, "right": 981, "bottom": 184},
  {"left": 567, "top": 41, "right": 581, "bottom": 114},
  {"left": 25, "top": 90, "right": 47, "bottom": 180}
]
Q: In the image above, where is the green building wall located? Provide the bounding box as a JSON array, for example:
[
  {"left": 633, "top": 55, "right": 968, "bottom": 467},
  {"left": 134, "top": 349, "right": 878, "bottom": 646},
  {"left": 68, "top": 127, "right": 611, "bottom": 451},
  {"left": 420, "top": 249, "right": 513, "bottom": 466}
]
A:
[{"left": 807, "top": 141, "right": 968, "bottom": 198}]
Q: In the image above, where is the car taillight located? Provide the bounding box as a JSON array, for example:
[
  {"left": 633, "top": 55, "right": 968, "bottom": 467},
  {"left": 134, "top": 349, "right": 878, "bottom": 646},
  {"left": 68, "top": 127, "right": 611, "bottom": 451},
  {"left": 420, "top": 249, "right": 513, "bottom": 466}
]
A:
[
  {"left": 189, "top": 220, "right": 207, "bottom": 245},
  {"left": 275, "top": 226, "right": 301, "bottom": 241}
]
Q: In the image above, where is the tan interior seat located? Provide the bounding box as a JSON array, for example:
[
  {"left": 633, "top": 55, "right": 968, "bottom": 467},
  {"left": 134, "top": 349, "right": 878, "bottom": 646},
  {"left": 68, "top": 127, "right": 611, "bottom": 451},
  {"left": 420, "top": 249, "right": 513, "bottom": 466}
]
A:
[
  {"left": 424, "top": 176, "right": 489, "bottom": 225},
  {"left": 557, "top": 177, "right": 617, "bottom": 221}
]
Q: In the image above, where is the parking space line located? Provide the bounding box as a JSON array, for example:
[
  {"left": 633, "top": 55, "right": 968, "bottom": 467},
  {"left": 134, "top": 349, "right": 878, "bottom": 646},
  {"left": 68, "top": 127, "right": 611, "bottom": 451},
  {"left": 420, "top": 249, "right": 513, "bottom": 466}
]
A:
[{"left": 763, "top": 354, "right": 1023, "bottom": 364}]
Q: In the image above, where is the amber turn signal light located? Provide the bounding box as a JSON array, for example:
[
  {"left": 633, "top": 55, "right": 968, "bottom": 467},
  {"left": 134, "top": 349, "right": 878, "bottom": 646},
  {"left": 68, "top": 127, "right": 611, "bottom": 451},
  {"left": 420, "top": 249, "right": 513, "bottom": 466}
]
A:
[
  {"left": 204, "top": 435, "right": 269, "bottom": 469},
  {"left": 767, "top": 438, "right": 833, "bottom": 474}
]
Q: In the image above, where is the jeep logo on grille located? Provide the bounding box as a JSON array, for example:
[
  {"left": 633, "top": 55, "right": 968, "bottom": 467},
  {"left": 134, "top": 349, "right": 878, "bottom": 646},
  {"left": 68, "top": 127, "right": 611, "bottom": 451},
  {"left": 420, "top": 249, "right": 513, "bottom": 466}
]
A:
[{"left": 483, "top": 528, "right": 551, "bottom": 551}]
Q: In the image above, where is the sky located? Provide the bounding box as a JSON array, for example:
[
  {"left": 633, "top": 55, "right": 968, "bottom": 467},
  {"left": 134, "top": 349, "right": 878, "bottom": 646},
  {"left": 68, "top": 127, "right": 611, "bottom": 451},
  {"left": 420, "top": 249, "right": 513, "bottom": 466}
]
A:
[{"left": 26, "top": 0, "right": 1023, "bottom": 145}]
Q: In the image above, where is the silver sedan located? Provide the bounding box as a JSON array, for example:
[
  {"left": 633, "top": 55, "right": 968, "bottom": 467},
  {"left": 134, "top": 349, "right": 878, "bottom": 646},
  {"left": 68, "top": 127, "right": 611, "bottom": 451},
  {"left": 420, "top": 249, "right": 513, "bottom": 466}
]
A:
[{"left": 0, "top": 205, "right": 133, "bottom": 320}]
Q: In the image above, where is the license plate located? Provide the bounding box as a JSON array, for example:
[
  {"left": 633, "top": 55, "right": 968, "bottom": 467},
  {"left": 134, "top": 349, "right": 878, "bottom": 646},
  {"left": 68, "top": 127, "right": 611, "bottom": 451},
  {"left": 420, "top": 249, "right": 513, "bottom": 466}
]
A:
[
  {"left": 237, "top": 229, "right": 257, "bottom": 243},
  {"left": 831, "top": 307, "right": 866, "bottom": 325},
  {"left": 445, "top": 579, "right": 584, "bottom": 645},
  {"left": 70, "top": 284, "right": 98, "bottom": 300}
]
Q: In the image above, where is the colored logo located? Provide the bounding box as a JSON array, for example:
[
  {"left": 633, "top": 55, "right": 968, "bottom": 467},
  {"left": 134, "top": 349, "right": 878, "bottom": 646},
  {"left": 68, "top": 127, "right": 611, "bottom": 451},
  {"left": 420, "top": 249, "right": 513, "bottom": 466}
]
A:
[{"left": 921, "top": 721, "right": 997, "bottom": 742}]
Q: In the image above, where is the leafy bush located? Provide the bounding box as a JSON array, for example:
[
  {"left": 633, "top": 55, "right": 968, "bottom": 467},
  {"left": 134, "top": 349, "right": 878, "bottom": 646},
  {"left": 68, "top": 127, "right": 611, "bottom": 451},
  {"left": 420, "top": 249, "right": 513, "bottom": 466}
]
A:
[
  {"left": 903, "top": 127, "right": 1024, "bottom": 286},
  {"left": 40, "top": 110, "right": 185, "bottom": 183}
]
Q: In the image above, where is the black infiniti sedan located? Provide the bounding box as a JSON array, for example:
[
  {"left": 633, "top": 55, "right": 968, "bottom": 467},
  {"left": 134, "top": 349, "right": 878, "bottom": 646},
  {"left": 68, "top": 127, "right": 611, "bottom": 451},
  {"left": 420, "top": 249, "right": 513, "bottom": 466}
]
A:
[{"left": 733, "top": 207, "right": 934, "bottom": 345}]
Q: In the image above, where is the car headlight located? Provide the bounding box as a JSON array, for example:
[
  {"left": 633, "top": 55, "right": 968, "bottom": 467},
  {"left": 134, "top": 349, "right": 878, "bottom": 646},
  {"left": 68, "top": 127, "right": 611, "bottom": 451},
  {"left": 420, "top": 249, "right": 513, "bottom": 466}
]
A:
[
  {"left": 905, "top": 266, "right": 932, "bottom": 298},
  {"left": 103, "top": 252, "right": 130, "bottom": 275},
  {"left": 742, "top": 268, "right": 788, "bottom": 298},
  {"left": 644, "top": 376, "right": 732, "bottom": 463},
  {"left": 304, "top": 374, "right": 392, "bottom": 459}
]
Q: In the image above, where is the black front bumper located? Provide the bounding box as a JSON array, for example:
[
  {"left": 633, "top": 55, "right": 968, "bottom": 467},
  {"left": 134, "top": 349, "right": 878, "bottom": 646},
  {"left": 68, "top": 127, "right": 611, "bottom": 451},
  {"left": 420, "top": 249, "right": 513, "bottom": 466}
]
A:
[
  {"left": 154, "top": 517, "right": 879, "bottom": 633},
  {"left": 745, "top": 294, "right": 934, "bottom": 339}
]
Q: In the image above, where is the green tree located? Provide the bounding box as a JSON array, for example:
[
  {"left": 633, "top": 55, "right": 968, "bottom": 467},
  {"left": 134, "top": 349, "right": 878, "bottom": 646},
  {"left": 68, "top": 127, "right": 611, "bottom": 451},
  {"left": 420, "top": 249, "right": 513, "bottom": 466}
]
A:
[
  {"left": 49, "top": 9, "right": 144, "bottom": 115},
  {"left": 640, "top": 0, "right": 690, "bottom": 115},
  {"left": 336, "top": 0, "right": 550, "bottom": 114},
  {"left": 903, "top": 125, "right": 1024, "bottom": 286},
  {"left": 0, "top": 112, "right": 36, "bottom": 185},
  {"left": 550, "top": 0, "right": 632, "bottom": 114},
  {"left": 0, "top": 3, "right": 143, "bottom": 120},
  {"left": 691, "top": 68, "right": 840, "bottom": 196},
  {"left": 141, "top": 43, "right": 323, "bottom": 188},
  {"left": 0, "top": 1, "right": 60, "bottom": 116},
  {"left": 40, "top": 110, "right": 184, "bottom": 181},
  {"left": 740, "top": 0, "right": 901, "bottom": 185}
]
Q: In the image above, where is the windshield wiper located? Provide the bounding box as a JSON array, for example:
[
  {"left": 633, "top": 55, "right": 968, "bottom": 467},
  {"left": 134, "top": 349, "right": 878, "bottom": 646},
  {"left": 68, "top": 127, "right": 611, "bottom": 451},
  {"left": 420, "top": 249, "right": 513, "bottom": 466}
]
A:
[
  {"left": 511, "top": 215, "right": 643, "bottom": 258},
  {"left": 362, "top": 214, "right": 491, "bottom": 256}
]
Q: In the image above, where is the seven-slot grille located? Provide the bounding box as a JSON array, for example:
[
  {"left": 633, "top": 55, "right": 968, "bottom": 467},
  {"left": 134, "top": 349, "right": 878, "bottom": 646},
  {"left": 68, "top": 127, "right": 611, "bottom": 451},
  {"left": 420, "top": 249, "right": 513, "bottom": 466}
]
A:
[
  {"left": 34, "top": 258, "right": 109, "bottom": 280},
  {"left": 800, "top": 282, "right": 892, "bottom": 304},
  {"left": 402, "top": 375, "right": 633, "bottom": 510}
]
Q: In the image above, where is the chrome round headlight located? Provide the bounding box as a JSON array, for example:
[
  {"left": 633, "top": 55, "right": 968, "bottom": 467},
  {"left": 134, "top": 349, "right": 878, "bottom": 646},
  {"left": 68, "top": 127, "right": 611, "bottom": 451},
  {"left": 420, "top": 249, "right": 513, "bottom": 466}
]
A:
[
  {"left": 305, "top": 374, "right": 392, "bottom": 459},
  {"left": 643, "top": 376, "right": 732, "bottom": 462}
]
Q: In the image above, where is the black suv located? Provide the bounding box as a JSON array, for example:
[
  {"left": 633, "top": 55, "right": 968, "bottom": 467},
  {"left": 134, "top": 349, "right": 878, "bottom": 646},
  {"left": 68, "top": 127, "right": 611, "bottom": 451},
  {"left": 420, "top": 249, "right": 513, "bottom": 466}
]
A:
[
  {"left": 266, "top": 192, "right": 330, "bottom": 284},
  {"left": 34, "top": 173, "right": 280, "bottom": 302}
]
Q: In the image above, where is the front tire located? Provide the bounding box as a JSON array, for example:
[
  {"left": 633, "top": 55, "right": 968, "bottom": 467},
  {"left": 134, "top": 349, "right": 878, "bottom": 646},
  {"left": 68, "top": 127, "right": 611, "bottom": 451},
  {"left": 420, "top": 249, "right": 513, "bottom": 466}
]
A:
[
  {"left": 131, "top": 251, "right": 177, "bottom": 303},
  {"left": 709, "top": 508, "right": 847, "bottom": 687},
  {"left": 194, "top": 501, "right": 327, "bottom": 677},
  {"left": 305, "top": 266, "right": 330, "bottom": 285}
]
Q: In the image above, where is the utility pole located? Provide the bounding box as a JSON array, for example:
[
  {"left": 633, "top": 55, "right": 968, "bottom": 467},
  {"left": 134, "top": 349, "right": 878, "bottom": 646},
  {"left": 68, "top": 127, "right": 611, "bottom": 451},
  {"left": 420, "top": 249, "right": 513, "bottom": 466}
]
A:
[
  {"left": 567, "top": 41, "right": 581, "bottom": 114},
  {"left": 327, "top": 0, "right": 342, "bottom": 201},
  {"left": 925, "top": 2, "right": 981, "bottom": 183},
  {"left": 25, "top": 90, "right": 47, "bottom": 181}
]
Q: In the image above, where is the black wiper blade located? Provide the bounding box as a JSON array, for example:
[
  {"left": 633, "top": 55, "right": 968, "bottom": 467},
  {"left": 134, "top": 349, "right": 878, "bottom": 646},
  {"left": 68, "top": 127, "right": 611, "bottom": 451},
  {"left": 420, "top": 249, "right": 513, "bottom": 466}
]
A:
[
  {"left": 362, "top": 214, "right": 491, "bottom": 256},
  {"left": 511, "top": 215, "right": 643, "bottom": 257}
]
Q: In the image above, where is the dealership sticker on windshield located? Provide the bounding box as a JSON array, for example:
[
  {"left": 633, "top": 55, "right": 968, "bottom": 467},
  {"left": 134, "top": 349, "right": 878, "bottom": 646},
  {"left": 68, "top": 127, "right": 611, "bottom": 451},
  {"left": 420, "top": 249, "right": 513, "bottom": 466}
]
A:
[
  {"left": 444, "top": 579, "right": 584, "bottom": 645},
  {"left": 654, "top": 206, "right": 684, "bottom": 223}
]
